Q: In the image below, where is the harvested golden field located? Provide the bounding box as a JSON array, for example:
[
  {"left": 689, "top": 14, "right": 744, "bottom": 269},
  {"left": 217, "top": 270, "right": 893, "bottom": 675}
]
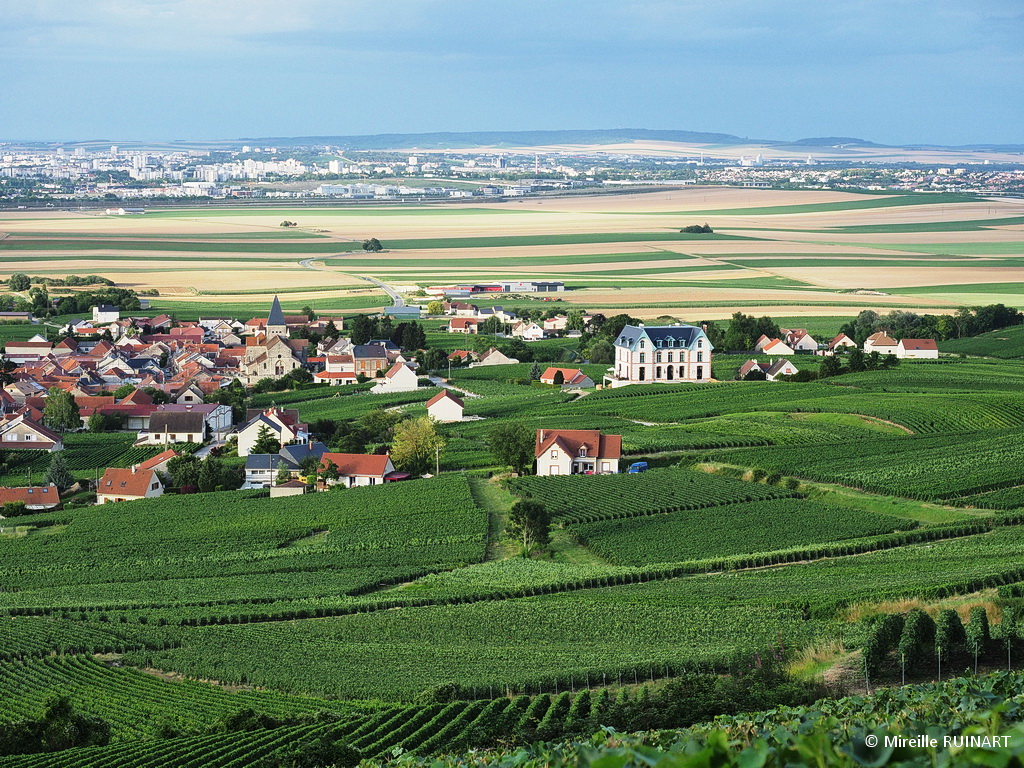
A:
[{"left": 1, "top": 188, "right": 1021, "bottom": 315}]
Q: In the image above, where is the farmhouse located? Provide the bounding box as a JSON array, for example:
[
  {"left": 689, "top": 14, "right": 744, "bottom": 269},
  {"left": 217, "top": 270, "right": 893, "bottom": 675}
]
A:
[
  {"left": 535, "top": 429, "right": 621, "bottom": 476},
  {"left": 540, "top": 367, "right": 594, "bottom": 388},
  {"left": 781, "top": 329, "right": 818, "bottom": 352},
  {"left": 898, "top": 338, "right": 939, "bottom": 359},
  {"left": 827, "top": 333, "right": 857, "bottom": 354},
  {"left": 314, "top": 354, "right": 357, "bottom": 385},
  {"left": 0, "top": 486, "right": 61, "bottom": 512},
  {"left": 352, "top": 345, "right": 390, "bottom": 377},
  {"left": 319, "top": 452, "right": 398, "bottom": 487},
  {"left": 754, "top": 336, "right": 796, "bottom": 356},
  {"left": 474, "top": 347, "right": 519, "bottom": 366},
  {"left": 372, "top": 362, "right": 419, "bottom": 394},
  {"left": 426, "top": 389, "right": 464, "bottom": 422},
  {"left": 864, "top": 331, "right": 899, "bottom": 356},
  {"left": 96, "top": 467, "right": 163, "bottom": 504},
  {"left": 142, "top": 411, "right": 208, "bottom": 445},
  {"left": 608, "top": 324, "right": 712, "bottom": 386},
  {"left": 236, "top": 407, "right": 307, "bottom": 457},
  {"left": 448, "top": 318, "right": 479, "bottom": 334},
  {"left": 0, "top": 414, "right": 64, "bottom": 452},
  {"left": 511, "top": 321, "right": 545, "bottom": 341},
  {"left": 738, "top": 359, "right": 800, "bottom": 381}
]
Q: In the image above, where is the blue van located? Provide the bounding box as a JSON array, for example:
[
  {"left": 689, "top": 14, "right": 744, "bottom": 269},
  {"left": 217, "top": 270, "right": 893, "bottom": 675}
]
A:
[{"left": 628, "top": 462, "right": 649, "bottom": 473}]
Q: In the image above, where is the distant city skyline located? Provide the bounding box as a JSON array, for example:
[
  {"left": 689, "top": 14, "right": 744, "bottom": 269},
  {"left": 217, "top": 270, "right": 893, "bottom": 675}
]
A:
[{"left": 2, "top": 0, "right": 1021, "bottom": 145}]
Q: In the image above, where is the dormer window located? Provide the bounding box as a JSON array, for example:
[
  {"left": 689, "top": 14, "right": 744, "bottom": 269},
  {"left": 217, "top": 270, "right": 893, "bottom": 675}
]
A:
[
  {"left": 579, "top": 447, "right": 586, "bottom": 457},
  {"left": 698, "top": 340, "right": 703, "bottom": 348},
  {"left": 640, "top": 340, "right": 646, "bottom": 349},
  {"left": 656, "top": 339, "right": 662, "bottom": 348}
]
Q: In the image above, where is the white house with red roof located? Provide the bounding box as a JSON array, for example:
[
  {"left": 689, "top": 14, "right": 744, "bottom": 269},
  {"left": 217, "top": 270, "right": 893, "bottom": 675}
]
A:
[
  {"left": 897, "top": 338, "right": 939, "bottom": 359},
  {"left": 540, "top": 367, "right": 595, "bottom": 388},
  {"left": 372, "top": 362, "right": 419, "bottom": 394},
  {"left": 448, "top": 317, "right": 479, "bottom": 334},
  {"left": 754, "top": 336, "right": 795, "bottom": 356},
  {"left": 827, "top": 333, "right": 858, "bottom": 354},
  {"left": 535, "top": 429, "right": 622, "bottom": 476},
  {"left": 738, "top": 358, "right": 800, "bottom": 381},
  {"left": 314, "top": 354, "right": 356, "bottom": 386},
  {"left": 426, "top": 389, "right": 464, "bottom": 422},
  {"left": 864, "top": 331, "right": 899, "bottom": 356},
  {"left": 236, "top": 407, "right": 307, "bottom": 457},
  {"left": 0, "top": 414, "right": 64, "bottom": 452},
  {"left": 319, "top": 452, "right": 398, "bottom": 487},
  {"left": 781, "top": 329, "right": 818, "bottom": 352},
  {"left": 0, "top": 485, "right": 61, "bottom": 511},
  {"left": 96, "top": 466, "right": 164, "bottom": 504}
]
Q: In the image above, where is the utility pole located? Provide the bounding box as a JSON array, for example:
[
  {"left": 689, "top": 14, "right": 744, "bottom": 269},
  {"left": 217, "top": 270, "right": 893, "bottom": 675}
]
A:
[{"left": 435, "top": 445, "right": 440, "bottom": 476}]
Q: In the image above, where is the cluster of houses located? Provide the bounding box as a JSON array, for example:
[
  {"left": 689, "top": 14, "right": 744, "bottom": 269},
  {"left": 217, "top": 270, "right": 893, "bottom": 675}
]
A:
[
  {"left": 445, "top": 303, "right": 591, "bottom": 341},
  {"left": 737, "top": 328, "right": 939, "bottom": 381},
  {"left": 753, "top": 328, "right": 938, "bottom": 360}
]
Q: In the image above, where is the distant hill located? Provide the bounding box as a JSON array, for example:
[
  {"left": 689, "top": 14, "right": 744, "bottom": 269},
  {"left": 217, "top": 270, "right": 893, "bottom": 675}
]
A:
[{"left": 236, "top": 128, "right": 765, "bottom": 150}]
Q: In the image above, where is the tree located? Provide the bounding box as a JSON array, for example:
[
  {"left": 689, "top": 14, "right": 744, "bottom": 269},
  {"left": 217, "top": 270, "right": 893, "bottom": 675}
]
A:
[
  {"left": 390, "top": 416, "right": 445, "bottom": 474},
  {"left": 529, "top": 361, "right": 542, "bottom": 381},
  {"left": 966, "top": 606, "right": 990, "bottom": 674},
  {"left": 421, "top": 347, "right": 447, "bottom": 372},
  {"left": 112, "top": 384, "right": 135, "bottom": 400},
  {"left": 847, "top": 348, "right": 867, "bottom": 373},
  {"left": 275, "top": 462, "right": 292, "bottom": 486},
  {"left": 934, "top": 609, "right": 966, "bottom": 676},
  {"left": 301, "top": 305, "right": 316, "bottom": 321},
  {"left": 587, "top": 338, "right": 615, "bottom": 365},
  {"left": 552, "top": 370, "right": 565, "bottom": 386},
  {"left": 566, "top": 310, "right": 585, "bottom": 331},
  {"left": 0, "top": 696, "right": 110, "bottom": 756},
  {"left": 320, "top": 459, "right": 340, "bottom": 485},
  {"left": 1003, "top": 605, "right": 1017, "bottom": 671},
  {"left": 42, "top": 388, "right": 80, "bottom": 433},
  {"left": 323, "top": 320, "right": 341, "bottom": 339},
  {"left": 87, "top": 412, "right": 107, "bottom": 433},
  {"left": 252, "top": 424, "right": 281, "bottom": 455},
  {"left": 487, "top": 423, "right": 536, "bottom": 474},
  {"left": 506, "top": 499, "right": 551, "bottom": 550},
  {"left": 680, "top": 223, "right": 713, "bottom": 234},
  {"left": 819, "top": 354, "right": 842, "bottom": 378},
  {"left": 480, "top": 316, "right": 503, "bottom": 335},
  {"left": 427, "top": 300, "right": 445, "bottom": 315},
  {"left": 350, "top": 314, "right": 374, "bottom": 345},
  {"left": 167, "top": 455, "right": 201, "bottom": 489},
  {"left": 362, "top": 238, "right": 383, "bottom": 252},
  {"left": 8, "top": 272, "right": 30, "bottom": 292},
  {"left": 44, "top": 453, "right": 74, "bottom": 491},
  {"left": 898, "top": 609, "right": 936, "bottom": 671},
  {"left": 197, "top": 457, "right": 222, "bottom": 493}
]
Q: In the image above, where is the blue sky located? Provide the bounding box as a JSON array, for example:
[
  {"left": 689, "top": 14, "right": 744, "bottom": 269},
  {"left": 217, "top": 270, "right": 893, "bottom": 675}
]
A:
[{"left": 1, "top": 0, "right": 1021, "bottom": 145}]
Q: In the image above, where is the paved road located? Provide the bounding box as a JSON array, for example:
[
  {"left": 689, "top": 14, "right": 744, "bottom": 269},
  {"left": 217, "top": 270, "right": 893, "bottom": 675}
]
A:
[
  {"left": 356, "top": 275, "right": 404, "bottom": 307},
  {"left": 298, "top": 259, "right": 402, "bottom": 307}
]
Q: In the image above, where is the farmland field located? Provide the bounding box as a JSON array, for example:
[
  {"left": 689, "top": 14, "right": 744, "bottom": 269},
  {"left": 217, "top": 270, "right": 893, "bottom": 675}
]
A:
[
  {"left": 2, "top": 190, "right": 1024, "bottom": 764},
  {"left": 1, "top": 187, "right": 1021, "bottom": 318}
]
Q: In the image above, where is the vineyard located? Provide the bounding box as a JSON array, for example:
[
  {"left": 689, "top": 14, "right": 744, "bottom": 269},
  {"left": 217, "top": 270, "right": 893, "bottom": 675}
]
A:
[
  {"left": 509, "top": 468, "right": 801, "bottom": 524},
  {"left": 0, "top": 433, "right": 168, "bottom": 485},
  {"left": 701, "top": 428, "right": 1024, "bottom": 500},
  {"left": 2, "top": 351, "right": 1024, "bottom": 764},
  {"left": 568, "top": 498, "right": 912, "bottom": 565},
  {"left": 383, "top": 671, "right": 1024, "bottom": 767}
]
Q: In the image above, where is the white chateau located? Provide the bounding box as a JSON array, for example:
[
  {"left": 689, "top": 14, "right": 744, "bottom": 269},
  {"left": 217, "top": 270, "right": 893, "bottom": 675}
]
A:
[{"left": 606, "top": 323, "right": 713, "bottom": 387}]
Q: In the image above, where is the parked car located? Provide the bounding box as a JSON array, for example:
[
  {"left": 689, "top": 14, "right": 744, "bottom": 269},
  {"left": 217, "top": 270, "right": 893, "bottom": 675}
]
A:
[{"left": 628, "top": 462, "right": 649, "bottom": 473}]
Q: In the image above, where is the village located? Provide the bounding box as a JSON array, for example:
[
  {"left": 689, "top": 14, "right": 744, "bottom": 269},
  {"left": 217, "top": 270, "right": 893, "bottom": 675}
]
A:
[{"left": 0, "top": 294, "right": 940, "bottom": 513}]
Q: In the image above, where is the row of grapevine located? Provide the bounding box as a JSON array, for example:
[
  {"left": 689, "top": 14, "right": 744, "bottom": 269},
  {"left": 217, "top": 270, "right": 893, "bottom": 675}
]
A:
[{"left": 509, "top": 467, "right": 801, "bottom": 524}]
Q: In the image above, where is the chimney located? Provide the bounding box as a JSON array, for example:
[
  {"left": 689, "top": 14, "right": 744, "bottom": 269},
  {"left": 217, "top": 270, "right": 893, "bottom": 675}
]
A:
[
  {"left": 539, "top": 429, "right": 545, "bottom": 443},
  {"left": 131, "top": 465, "right": 137, "bottom": 474}
]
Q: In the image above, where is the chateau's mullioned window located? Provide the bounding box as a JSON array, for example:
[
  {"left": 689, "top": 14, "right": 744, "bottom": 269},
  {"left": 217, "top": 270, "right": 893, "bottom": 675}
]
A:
[{"left": 639, "top": 353, "right": 645, "bottom": 363}]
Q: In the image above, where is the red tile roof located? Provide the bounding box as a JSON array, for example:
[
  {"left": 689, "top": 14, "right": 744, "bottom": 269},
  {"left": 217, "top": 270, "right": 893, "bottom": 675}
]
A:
[
  {"left": 319, "top": 452, "right": 393, "bottom": 477},
  {"left": 98, "top": 467, "right": 160, "bottom": 499},
  {"left": 0, "top": 486, "right": 61, "bottom": 507},
  {"left": 426, "top": 389, "right": 464, "bottom": 408},
  {"left": 534, "top": 429, "right": 622, "bottom": 460},
  {"left": 899, "top": 338, "right": 938, "bottom": 351},
  {"left": 135, "top": 449, "right": 179, "bottom": 473}
]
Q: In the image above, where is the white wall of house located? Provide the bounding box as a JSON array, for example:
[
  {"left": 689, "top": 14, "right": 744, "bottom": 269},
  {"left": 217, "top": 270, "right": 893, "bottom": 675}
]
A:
[{"left": 427, "top": 398, "right": 463, "bottom": 423}]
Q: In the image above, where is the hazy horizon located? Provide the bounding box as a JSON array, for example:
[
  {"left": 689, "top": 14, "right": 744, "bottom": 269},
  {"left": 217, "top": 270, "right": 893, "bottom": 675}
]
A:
[{"left": 2, "top": 0, "right": 1021, "bottom": 145}]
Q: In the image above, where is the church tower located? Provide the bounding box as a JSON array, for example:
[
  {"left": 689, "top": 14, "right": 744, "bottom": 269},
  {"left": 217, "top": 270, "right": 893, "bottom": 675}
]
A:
[{"left": 266, "top": 295, "right": 288, "bottom": 338}]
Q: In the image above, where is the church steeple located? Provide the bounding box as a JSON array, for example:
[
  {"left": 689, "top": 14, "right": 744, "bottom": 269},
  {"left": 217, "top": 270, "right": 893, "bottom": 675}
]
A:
[{"left": 266, "top": 295, "right": 287, "bottom": 337}]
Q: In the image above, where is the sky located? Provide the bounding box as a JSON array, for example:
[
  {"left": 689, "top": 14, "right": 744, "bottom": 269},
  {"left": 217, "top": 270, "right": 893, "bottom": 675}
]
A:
[{"left": 1, "top": 0, "right": 1021, "bottom": 145}]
